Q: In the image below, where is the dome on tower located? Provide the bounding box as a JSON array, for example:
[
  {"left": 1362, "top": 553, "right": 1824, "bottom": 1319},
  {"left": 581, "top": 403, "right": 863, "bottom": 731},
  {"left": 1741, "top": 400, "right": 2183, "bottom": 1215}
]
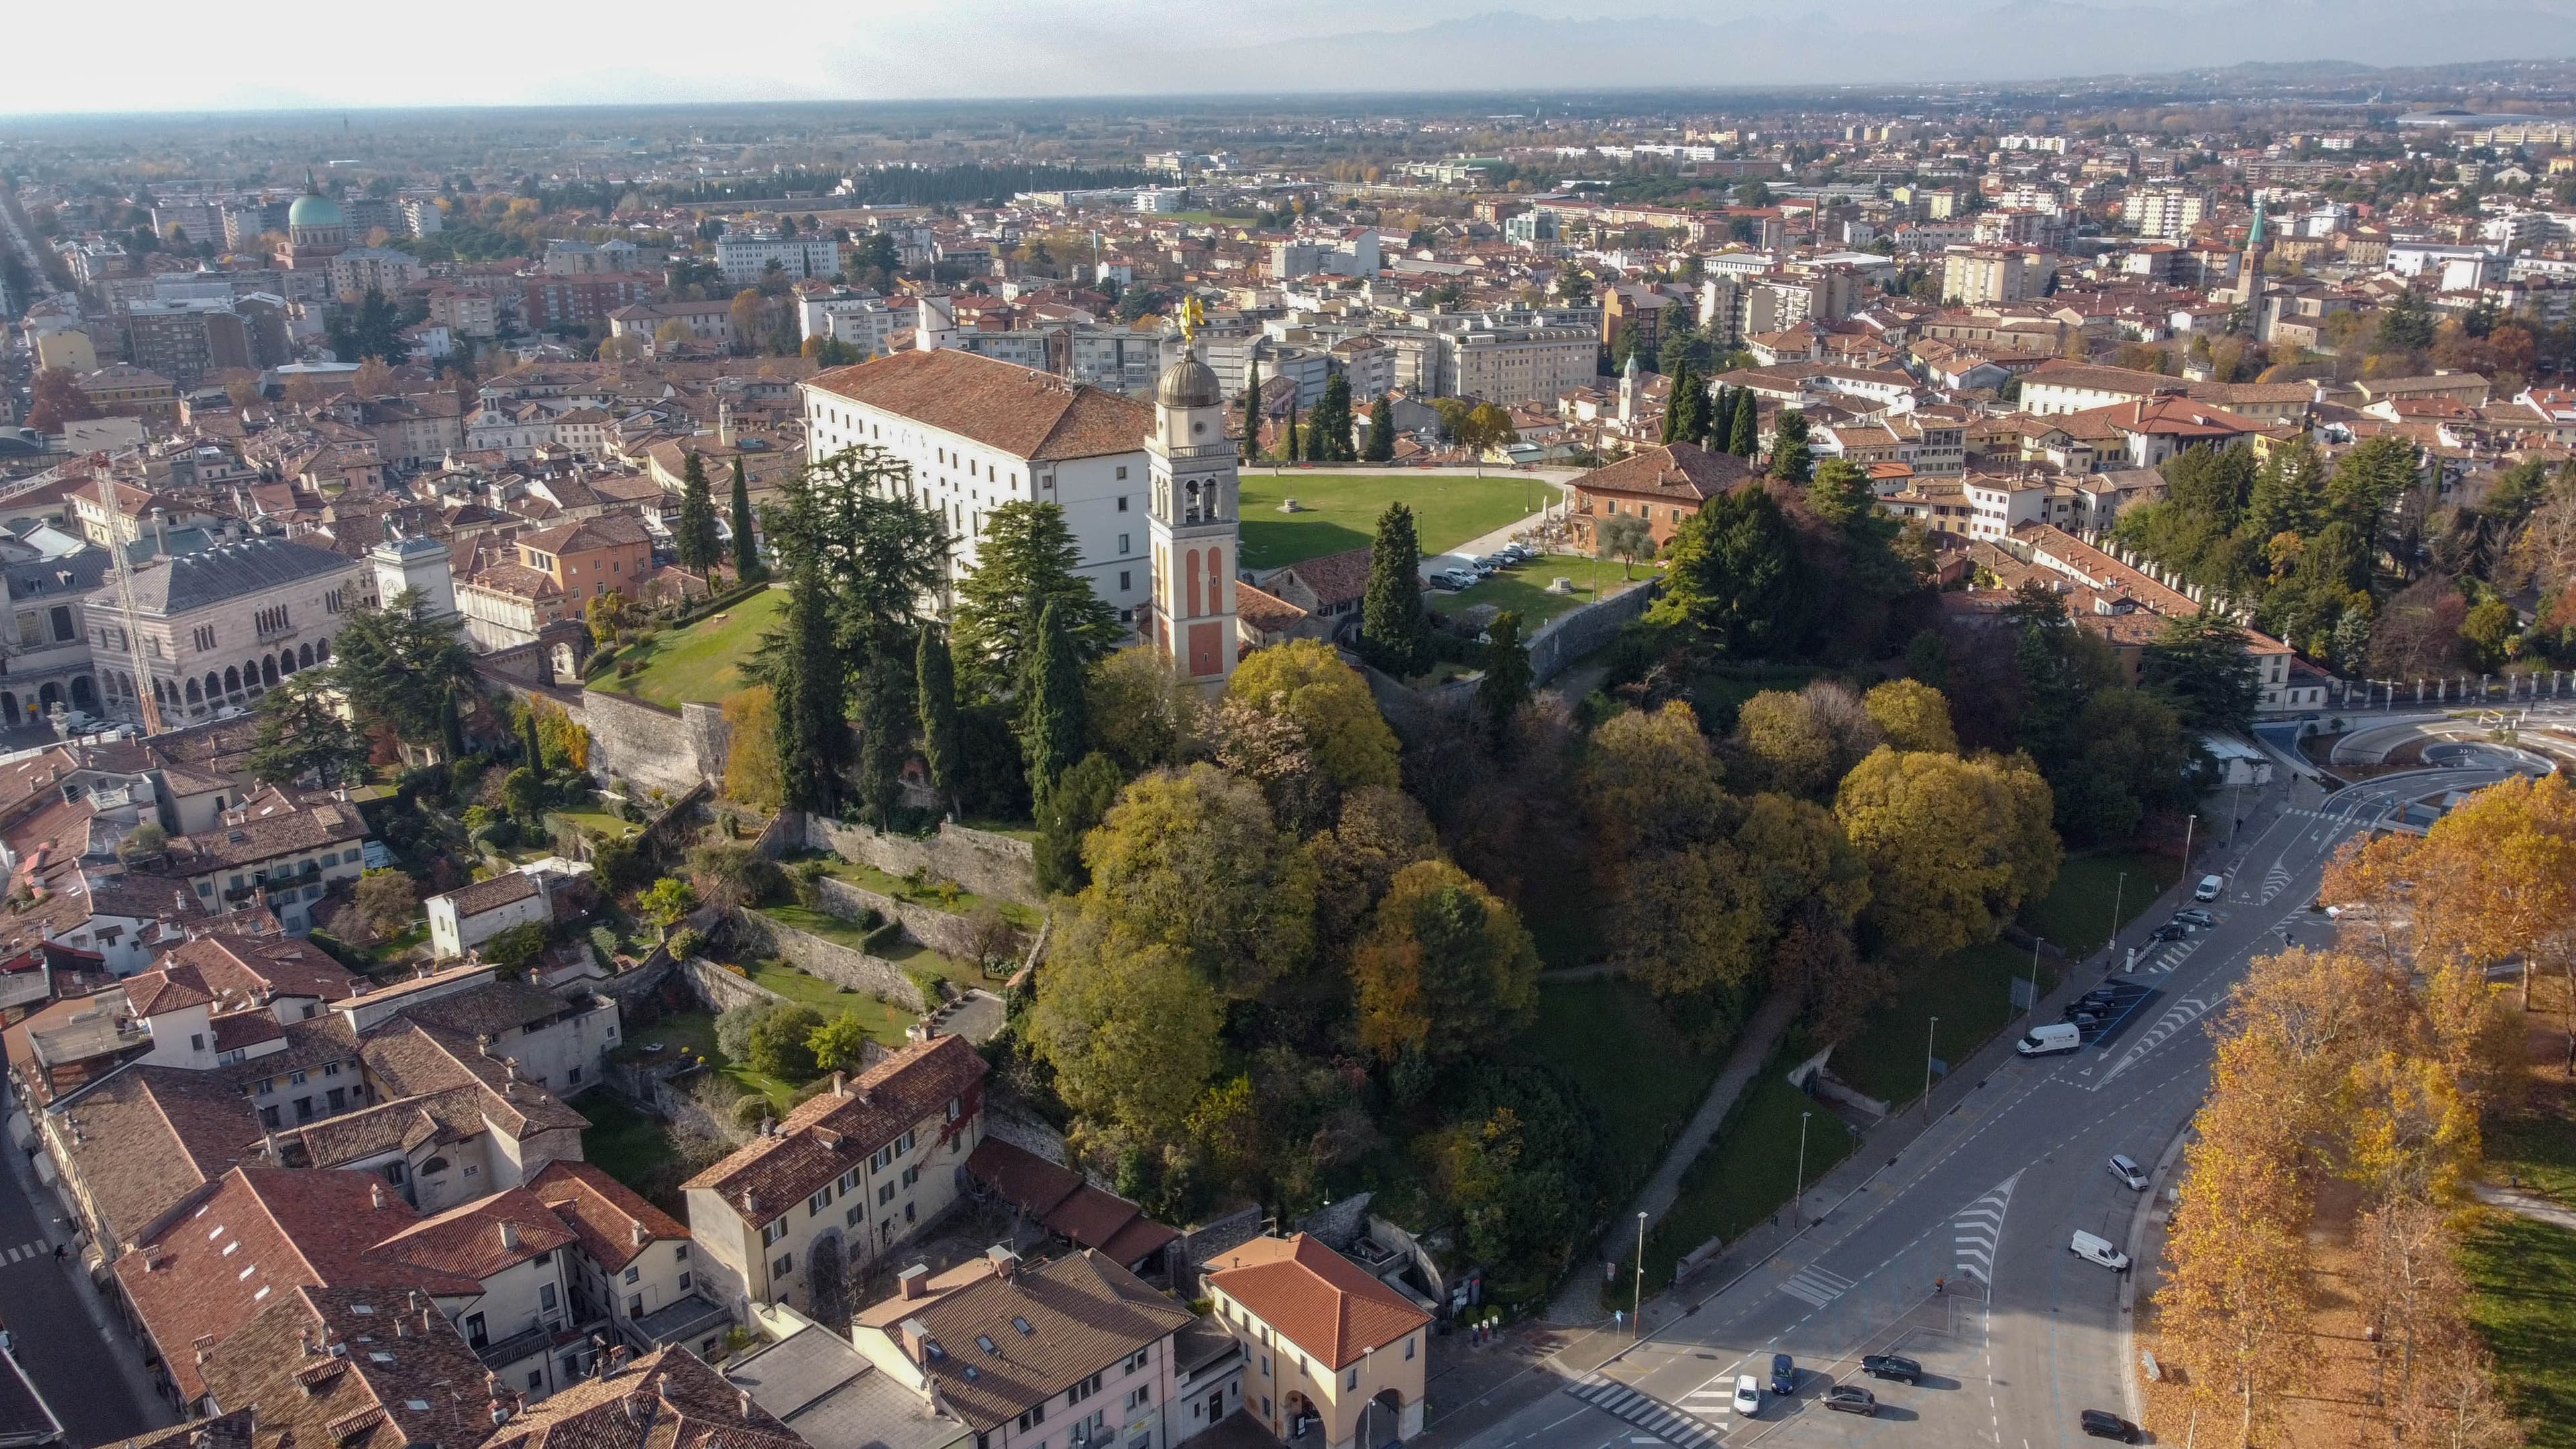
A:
[
  {"left": 288, "top": 191, "right": 345, "bottom": 230},
  {"left": 1155, "top": 356, "right": 1222, "bottom": 410}
]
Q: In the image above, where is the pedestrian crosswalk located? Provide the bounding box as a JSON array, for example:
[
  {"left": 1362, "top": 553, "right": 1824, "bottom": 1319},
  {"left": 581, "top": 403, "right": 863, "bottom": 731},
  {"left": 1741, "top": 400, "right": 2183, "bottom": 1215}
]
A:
[
  {"left": 0, "top": 1240, "right": 50, "bottom": 1265},
  {"left": 1565, "top": 1375, "right": 1727, "bottom": 1448},
  {"left": 1777, "top": 1263, "right": 1854, "bottom": 1308},
  {"left": 1953, "top": 1173, "right": 2018, "bottom": 1285},
  {"left": 2099, "top": 996, "right": 2212, "bottom": 1087},
  {"left": 1676, "top": 1377, "right": 1739, "bottom": 1426}
]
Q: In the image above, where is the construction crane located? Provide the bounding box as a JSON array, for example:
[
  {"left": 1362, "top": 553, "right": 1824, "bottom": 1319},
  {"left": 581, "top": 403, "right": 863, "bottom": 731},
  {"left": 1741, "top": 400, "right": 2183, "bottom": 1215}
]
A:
[{"left": 108, "top": 520, "right": 161, "bottom": 737}]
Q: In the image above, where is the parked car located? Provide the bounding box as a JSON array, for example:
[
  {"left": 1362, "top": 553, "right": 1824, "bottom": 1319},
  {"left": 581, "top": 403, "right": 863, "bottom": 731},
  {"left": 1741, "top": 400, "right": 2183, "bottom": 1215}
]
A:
[
  {"left": 2147, "top": 924, "right": 2188, "bottom": 943},
  {"left": 2194, "top": 873, "right": 2225, "bottom": 902},
  {"left": 1477, "top": 553, "right": 1515, "bottom": 572},
  {"left": 2108, "top": 1153, "right": 2150, "bottom": 1191},
  {"left": 1432, "top": 569, "right": 1477, "bottom": 590},
  {"left": 1824, "top": 1386, "right": 1878, "bottom": 1416},
  {"left": 2081, "top": 1409, "right": 2141, "bottom": 1442},
  {"left": 1732, "top": 1375, "right": 1762, "bottom": 1417},
  {"left": 1770, "top": 1354, "right": 1796, "bottom": 1396},
  {"left": 1861, "top": 1354, "right": 1921, "bottom": 1384},
  {"left": 2171, "top": 908, "right": 2215, "bottom": 927}
]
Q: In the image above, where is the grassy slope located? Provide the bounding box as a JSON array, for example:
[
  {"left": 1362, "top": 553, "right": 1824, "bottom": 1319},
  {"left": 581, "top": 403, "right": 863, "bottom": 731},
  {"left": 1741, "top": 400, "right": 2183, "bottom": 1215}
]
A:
[
  {"left": 1431, "top": 554, "right": 1641, "bottom": 629},
  {"left": 601, "top": 589, "right": 788, "bottom": 708},
  {"left": 1236, "top": 471, "right": 1550, "bottom": 570}
]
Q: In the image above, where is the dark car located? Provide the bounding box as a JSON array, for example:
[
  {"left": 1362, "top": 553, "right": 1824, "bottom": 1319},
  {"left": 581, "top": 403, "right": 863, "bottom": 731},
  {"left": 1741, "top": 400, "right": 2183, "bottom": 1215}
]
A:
[
  {"left": 1770, "top": 1353, "right": 1796, "bottom": 1396},
  {"left": 2081, "top": 1409, "right": 2141, "bottom": 1442},
  {"left": 1823, "top": 1385, "right": 1877, "bottom": 1416},
  {"left": 1861, "top": 1354, "right": 1921, "bottom": 1384},
  {"left": 2147, "top": 924, "right": 2187, "bottom": 943}
]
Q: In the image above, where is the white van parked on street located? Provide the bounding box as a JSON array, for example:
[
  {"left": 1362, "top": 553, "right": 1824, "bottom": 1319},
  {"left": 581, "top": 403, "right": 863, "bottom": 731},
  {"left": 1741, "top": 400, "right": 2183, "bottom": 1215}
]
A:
[
  {"left": 2016, "top": 1022, "right": 2082, "bottom": 1056},
  {"left": 2070, "top": 1230, "right": 2131, "bottom": 1272}
]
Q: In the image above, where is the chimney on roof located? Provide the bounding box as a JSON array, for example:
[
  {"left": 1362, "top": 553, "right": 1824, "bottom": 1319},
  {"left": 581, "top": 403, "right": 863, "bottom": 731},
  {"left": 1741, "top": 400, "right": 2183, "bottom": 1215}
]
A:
[
  {"left": 831, "top": 1071, "right": 846, "bottom": 1098},
  {"left": 499, "top": 1220, "right": 520, "bottom": 1252},
  {"left": 630, "top": 1221, "right": 649, "bottom": 1248},
  {"left": 898, "top": 1264, "right": 929, "bottom": 1300},
  {"left": 986, "top": 1245, "right": 1018, "bottom": 1282},
  {"left": 737, "top": 1389, "right": 754, "bottom": 1421},
  {"left": 370, "top": 1182, "right": 387, "bottom": 1210}
]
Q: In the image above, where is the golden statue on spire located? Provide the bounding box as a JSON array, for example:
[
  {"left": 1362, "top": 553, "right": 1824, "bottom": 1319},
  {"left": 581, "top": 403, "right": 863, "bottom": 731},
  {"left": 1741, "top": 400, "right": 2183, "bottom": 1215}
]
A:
[{"left": 1177, "top": 294, "right": 1205, "bottom": 345}]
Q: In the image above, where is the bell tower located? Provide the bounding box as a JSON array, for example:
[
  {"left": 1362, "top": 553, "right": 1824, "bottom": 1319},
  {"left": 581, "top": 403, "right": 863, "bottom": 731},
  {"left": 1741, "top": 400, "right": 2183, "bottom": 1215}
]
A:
[{"left": 1144, "top": 297, "right": 1241, "bottom": 688}]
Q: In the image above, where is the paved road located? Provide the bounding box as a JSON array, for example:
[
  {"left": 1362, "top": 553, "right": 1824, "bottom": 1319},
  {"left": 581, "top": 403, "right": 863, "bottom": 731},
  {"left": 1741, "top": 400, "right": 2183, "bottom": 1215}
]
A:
[
  {"left": 0, "top": 1097, "right": 169, "bottom": 1446},
  {"left": 1457, "top": 764, "right": 2518, "bottom": 1449}
]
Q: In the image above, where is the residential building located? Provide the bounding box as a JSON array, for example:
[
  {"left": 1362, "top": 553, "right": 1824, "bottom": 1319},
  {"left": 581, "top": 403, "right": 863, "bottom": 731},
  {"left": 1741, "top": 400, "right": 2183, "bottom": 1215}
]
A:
[
  {"left": 725, "top": 1315, "right": 972, "bottom": 1449},
  {"left": 1569, "top": 442, "right": 1762, "bottom": 549},
  {"left": 123, "top": 300, "right": 259, "bottom": 390},
  {"left": 543, "top": 239, "right": 643, "bottom": 276},
  {"left": 854, "top": 1247, "right": 1195, "bottom": 1449},
  {"left": 1440, "top": 323, "right": 1597, "bottom": 407},
  {"left": 196, "top": 1285, "right": 499, "bottom": 1447},
  {"left": 1203, "top": 1234, "right": 1432, "bottom": 1449},
  {"left": 164, "top": 785, "right": 373, "bottom": 932},
  {"left": 76, "top": 364, "right": 180, "bottom": 424},
  {"left": 524, "top": 275, "right": 655, "bottom": 333},
  {"left": 716, "top": 234, "right": 841, "bottom": 286},
  {"left": 682, "top": 1033, "right": 989, "bottom": 1318},
  {"left": 1941, "top": 247, "right": 2052, "bottom": 306},
  {"left": 514, "top": 513, "right": 654, "bottom": 604},
  {"left": 2121, "top": 187, "right": 2207, "bottom": 240},
  {"left": 425, "top": 866, "right": 555, "bottom": 960},
  {"left": 529, "top": 1159, "right": 729, "bottom": 1357}
]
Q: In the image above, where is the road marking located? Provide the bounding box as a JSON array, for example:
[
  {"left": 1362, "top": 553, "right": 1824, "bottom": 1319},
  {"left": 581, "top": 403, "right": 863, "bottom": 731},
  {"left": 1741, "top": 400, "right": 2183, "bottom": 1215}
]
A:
[
  {"left": 1564, "top": 1375, "right": 1727, "bottom": 1448},
  {"left": 2260, "top": 861, "right": 2293, "bottom": 904},
  {"left": 0, "top": 1240, "right": 46, "bottom": 1264},
  {"left": 1951, "top": 1173, "right": 2019, "bottom": 1283},
  {"left": 1776, "top": 1263, "right": 1855, "bottom": 1307},
  {"left": 2098, "top": 996, "right": 2212, "bottom": 1086}
]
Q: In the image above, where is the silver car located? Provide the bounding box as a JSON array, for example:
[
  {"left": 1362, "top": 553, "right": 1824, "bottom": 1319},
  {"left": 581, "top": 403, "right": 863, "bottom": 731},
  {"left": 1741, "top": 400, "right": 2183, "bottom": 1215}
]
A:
[{"left": 2108, "top": 1153, "right": 2149, "bottom": 1191}]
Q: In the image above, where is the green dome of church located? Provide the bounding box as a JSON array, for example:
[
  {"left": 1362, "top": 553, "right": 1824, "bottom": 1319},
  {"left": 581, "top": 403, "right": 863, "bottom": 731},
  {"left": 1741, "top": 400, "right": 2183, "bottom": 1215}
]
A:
[{"left": 288, "top": 191, "right": 345, "bottom": 230}]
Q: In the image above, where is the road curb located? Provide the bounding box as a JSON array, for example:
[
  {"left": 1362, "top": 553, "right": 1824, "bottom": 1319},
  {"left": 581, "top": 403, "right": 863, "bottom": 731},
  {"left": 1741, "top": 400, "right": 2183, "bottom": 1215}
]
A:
[{"left": 2116, "top": 1116, "right": 2196, "bottom": 1428}]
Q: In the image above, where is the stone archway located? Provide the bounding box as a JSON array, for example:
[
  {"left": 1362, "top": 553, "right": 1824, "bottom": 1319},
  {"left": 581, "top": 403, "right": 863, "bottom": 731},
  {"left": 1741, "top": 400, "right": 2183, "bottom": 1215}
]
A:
[
  {"left": 805, "top": 1230, "right": 851, "bottom": 1332},
  {"left": 261, "top": 656, "right": 278, "bottom": 687},
  {"left": 37, "top": 683, "right": 58, "bottom": 710},
  {"left": 1282, "top": 1390, "right": 1323, "bottom": 1448},
  {"left": 1365, "top": 1388, "right": 1408, "bottom": 1449},
  {"left": 70, "top": 677, "right": 95, "bottom": 711},
  {"left": 223, "top": 667, "right": 240, "bottom": 696}
]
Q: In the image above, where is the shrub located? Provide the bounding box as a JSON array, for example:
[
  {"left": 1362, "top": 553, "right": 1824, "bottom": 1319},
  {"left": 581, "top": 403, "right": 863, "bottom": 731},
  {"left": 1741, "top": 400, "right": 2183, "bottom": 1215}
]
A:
[
  {"left": 588, "top": 924, "right": 620, "bottom": 963},
  {"left": 483, "top": 921, "right": 550, "bottom": 973},
  {"left": 714, "top": 1003, "right": 764, "bottom": 1063},
  {"left": 449, "top": 757, "right": 486, "bottom": 799},
  {"left": 746, "top": 1004, "right": 826, "bottom": 1081},
  {"left": 732, "top": 1094, "right": 773, "bottom": 1129},
  {"left": 115, "top": 823, "right": 168, "bottom": 863},
  {"left": 666, "top": 926, "right": 706, "bottom": 961},
  {"left": 470, "top": 818, "right": 519, "bottom": 850},
  {"left": 462, "top": 804, "right": 496, "bottom": 831},
  {"left": 686, "top": 842, "right": 782, "bottom": 912},
  {"left": 789, "top": 859, "right": 828, "bottom": 907}
]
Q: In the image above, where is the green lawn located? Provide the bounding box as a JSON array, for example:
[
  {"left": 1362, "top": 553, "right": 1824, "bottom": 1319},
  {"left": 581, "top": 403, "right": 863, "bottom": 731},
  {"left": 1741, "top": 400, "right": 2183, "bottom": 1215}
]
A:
[
  {"left": 1518, "top": 977, "right": 1733, "bottom": 1193},
  {"left": 956, "top": 817, "right": 1040, "bottom": 845},
  {"left": 1638, "top": 1071, "right": 1860, "bottom": 1297},
  {"left": 738, "top": 961, "right": 920, "bottom": 1046},
  {"left": 2459, "top": 1210, "right": 2576, "bottom": 1448},
  {"left": 577, "top": 1091, "right": 677, "bottom": 1195},
  {"left": 1432, "top": 554, "right": 1644, "bottom": 630},
  {"left": 803, "top": 853, "right": 1041, "bottom": 928},
  {"left": 2019, "top": 850, "right": 2183, "bottom": 957},
  {"left": 755, "top": 904, "right": 991, "bottom": 989},
  {"left": 1236, "top": 471, "right": 1552, "bottom": 571},
  {"left": 600, "top": 589, "right": 788, "bottom": 708},
  {"left": 1832, "top": 940, "right": 2052, "bottom": 1105},
  {"left": 618, "top": 1009, "right": 800, "bottom": 1110},
  {"left": 549, "top": 809, "right": 641, "bottom": 843},
  {"left": 367, "top": 923, "right": 429, "bottom": 967}
]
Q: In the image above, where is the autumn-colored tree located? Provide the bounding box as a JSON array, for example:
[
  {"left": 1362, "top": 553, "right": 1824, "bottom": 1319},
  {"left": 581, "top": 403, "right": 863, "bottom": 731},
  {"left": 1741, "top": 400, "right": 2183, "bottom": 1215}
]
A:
[
  {"left": 1073, "top": 763, "right": 1317, "bottom": 998},
  {"left": 720, "top": 686, "right": 784, "bottom": 811},
  {"left": 1222, "top": 639, "right": 1401, "bottom": 792},
  {"left": 1585, "top": 700, "right": 1731, "bottom": 860},
  {"left": 1862, "top": 678, "right": 1957, "bottom": 755},
  {"left": 1032, "top": 922, "right": 1220, "bottom": 1155},
  {"left": 25, "top": 368, "right": 98, "bottom": 434},
  {"left": 1834, "top": 747, "right": 2059, "bottom": 959},
  {"left": 1307, "top": 785, "right": 1442, "bottom": 950},
  {"left": 1731, "top": 682, "right": 1882, "bottom": 800},
  {"left": 1350, "top": 859, "right": 1540, "bottom": 1065}
]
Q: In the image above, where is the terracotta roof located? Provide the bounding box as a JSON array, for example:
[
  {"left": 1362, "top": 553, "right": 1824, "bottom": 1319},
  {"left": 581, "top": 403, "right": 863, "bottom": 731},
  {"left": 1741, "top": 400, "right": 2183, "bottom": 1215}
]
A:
[
  {"left": 113, "top": 1167, "right": 450, "bottom": 1401},
  {"left": 529, "top": 1160, "right": 688, "bottom": 1273},
  {"left": 197, "top": 1285, "right": 497, "bottom": 1449},
  {"left": 157, "top": 931, "right": 361, "bottom": 1006},
  {"left": 904, "top": 1251, "right": 1195, "bottom": 1432},
  {"left": 682, "top": 1034, "right": 985, "bottom": 1226},
  {"left": 363, "top": 1186, "right": 578, "bottom": 1283},
  {"left": 435, "top": 870, "right": 541, "bottom": 918},
  {"left": 1205, "top": 1233, "right": 1431, "bottom": 1371},
  {"left": 52, "top": 1065, "right": 267, "bottom": 1250},
  {"left": 963, "top": 1138, "right": 1178, "bottom": 1268},
  {"left": 1232, "top": 582, "right": 1309, "bottom": 634},
  {"left": 1580, "top": 441, "right": 1762, "bottom": 503},
  {"left": 519, "top": 512, "right": 651, "bottom": 555},
  {"left": 805, "top": 350, "right": 1150, "bottom": 462},
  {"left": 486, "top": 1345, "right": 803, "bottom": 1449},
  {"left": 1269, "top": 547, "right": 1373, "bottom": 610}
]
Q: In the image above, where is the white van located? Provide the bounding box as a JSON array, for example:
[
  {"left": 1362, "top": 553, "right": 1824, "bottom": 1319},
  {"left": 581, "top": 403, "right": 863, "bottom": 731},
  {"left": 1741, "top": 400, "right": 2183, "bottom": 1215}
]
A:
[
  {"left": 2069, "top": 1230, "right": 2131, "bottom": 1272},
  {"left": 2192, "top": 874, "right": 2224, "bottom": 902},
  {"left": 2016, "top": 1022, "right": 2082, "bottom": 1057}
]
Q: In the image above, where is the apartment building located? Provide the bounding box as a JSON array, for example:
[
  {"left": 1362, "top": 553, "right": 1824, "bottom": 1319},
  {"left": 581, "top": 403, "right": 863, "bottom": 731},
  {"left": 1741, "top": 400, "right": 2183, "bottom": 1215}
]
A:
[
  {"left": 1204, "top": 1234, "right": 1432, "bottom": 1449},
  {"left": 683, "top": 1034, "right": 988, "bottom": 1318},
  {"left": 716, "top": 234, "right": 841, "bottom": 286}
]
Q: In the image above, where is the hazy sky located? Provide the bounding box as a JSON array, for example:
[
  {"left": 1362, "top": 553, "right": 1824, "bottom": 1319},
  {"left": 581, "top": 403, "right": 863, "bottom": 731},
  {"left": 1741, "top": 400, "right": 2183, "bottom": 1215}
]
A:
[{"left": 12, "top": 0, "right": 2576, "bottom": 114}]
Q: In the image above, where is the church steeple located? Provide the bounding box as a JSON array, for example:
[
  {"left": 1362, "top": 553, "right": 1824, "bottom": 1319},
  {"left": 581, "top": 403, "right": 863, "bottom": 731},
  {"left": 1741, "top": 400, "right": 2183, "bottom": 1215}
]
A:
[{"left": 1142, "top": 297, "right": 1241, "bottom": 688}]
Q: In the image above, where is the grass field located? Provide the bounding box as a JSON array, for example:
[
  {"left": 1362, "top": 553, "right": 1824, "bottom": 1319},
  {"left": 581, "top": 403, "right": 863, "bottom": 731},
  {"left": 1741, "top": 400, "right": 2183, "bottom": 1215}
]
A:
[
  {"left": 600, "top": 589, "right": 787, "bottom": 708},
  {"left": 618, "top": 1009, "right": 800, "bottom": 1109},
  {"left": 576, "top": 1091, "right": 678, "bottom": 1195},
  {"left": 2019, "top": 850, "right": 2184, "bottom": 957},
  {"left": 755, "top": 904, "right": 989, "bottom": 989},
  {"left": 803, "top": 853, "right": 1042, "bottom": 928},
  {"left": 1833, "top": 941, "right": 2050, "bottom": 1104},
  {"left": 2460, "top": 1210, "right": 2576, "bottom": 1448},
  {"left": 1432, "top": 554, "right": 1642, "bottom": 630},
  {"left": 1519, "top": 977, "right": 1735, "bottom": 1193},
  {"left": 738, "top": 961, "right": 921, "bottom": 1046},
  {"left": 1640, "top": 1069, "right": 1860, "bottom": 1296},
  {"left": 548, "top": 809, "right": 640, "bottom": 843},
  {"left": 1236, "top": 470, "right": 1552, "bottom": 571}
]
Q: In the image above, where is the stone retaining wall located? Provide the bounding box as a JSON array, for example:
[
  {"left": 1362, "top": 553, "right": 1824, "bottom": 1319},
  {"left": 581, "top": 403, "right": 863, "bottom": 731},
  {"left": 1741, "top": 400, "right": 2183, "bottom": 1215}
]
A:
[
  {"left": 804, "top": 816, "right": 1039, "bottom": 908},
  {"left": 810, "top": 876, "right": 981, "bottom": 961},
  {"left": 729, "top": 910, "right": 931, "bottom": 1012},
  {"left": 676, "top": 954, "right": 792, "bottom": 1015},
  {"left": 578, "top": 689, "right": 731, "bottom": 797},
  {"left": 1526, "top": 577, "right": 1658, "bottom": 684}
]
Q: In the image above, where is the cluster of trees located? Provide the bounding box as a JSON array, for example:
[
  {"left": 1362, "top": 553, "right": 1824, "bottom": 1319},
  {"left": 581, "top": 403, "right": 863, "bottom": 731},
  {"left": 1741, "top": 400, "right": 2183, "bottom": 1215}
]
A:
[
  {"left": 327, "top": 287, "right": 412, "bottom": 366},
  {"left": 1660, "top": 376, "right": 1763, "bottom": 460},
  {"left": 712, "top": 1000, "right": 887, "bottom": 1121},
  {"left": 2103, "top": 435, "right": 2569, "bottom": 680},
  {"left": 2159, "top": 777, "right": 2551, "bottom": 1447},
  {"left": 1645, "top": 456, "right": 1928, "bottom": 665}
]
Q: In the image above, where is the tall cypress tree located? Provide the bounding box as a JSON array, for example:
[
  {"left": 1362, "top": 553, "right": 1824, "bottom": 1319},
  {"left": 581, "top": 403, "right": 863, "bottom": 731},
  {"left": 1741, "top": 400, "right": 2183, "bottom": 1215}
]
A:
[
  {"left": 439, "top": 686, "right": 465, "bottom": 763},
  {"left": 1768, "top": 408, "right": 1812, "bottom": 484},
  {"left": 773, "top": 557, "right": 847, "bottom": 814},
  {"left": 1286, "top": 398, "right": 1302, "bottom": 463},
  {"left": 1477, "top": 610, "right": 1534, "bottom": 743},
  {"left": 1360, "top": 501, "right": 1429, "bottom": 676},
  {"left": 854, "top": 647, "right": 909, "bottom": 830},
  {"left": 1019, "top": 602, "right": 1087, "bottom": 796},
  {"left": 1660, "top": 367, "right": 1685, "bottom": 444},
  {"left": 520, "top": 702, "right": 545, "bottom": 771},
  {"left": 1729, "top": 387, "right": 1760, "bottom": 458},
  {"left": 676, "top": 449, "right": 720, "bottom": 576},
  {"left": 916, "top": 623, "right": 961, "bottom": 818},
  {"left": 729, "top": 456, "right": 761, "bottom": 580},
  {"left": 1364, "top": 393, "right": 1395, "bottom": 462},
  {"left": 1241, "top": 360, "right": 1262, "bottom": 464},
  {"left": 1315, "top": 374, "right": 1354, "bottom": 462},
  {"left": 1705, "top": 386, "right": 1733, "bottom": 451}
]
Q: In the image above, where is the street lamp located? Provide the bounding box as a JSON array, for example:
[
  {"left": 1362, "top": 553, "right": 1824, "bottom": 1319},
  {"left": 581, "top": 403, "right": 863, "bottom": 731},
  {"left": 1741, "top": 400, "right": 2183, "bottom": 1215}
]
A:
[
  {"left": 1921, "top": 1016, "right": 1940, "bottom": 1122},
  {"left": 1794, "top": 1111, "right": 1813, "bottom": 1228},
  {"left": 1633, "top": 1210, "right": 1648, "bottom": 1338},
  {"left": 2025, "top": 936, "right": 2043, "bottom": 1020}
]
